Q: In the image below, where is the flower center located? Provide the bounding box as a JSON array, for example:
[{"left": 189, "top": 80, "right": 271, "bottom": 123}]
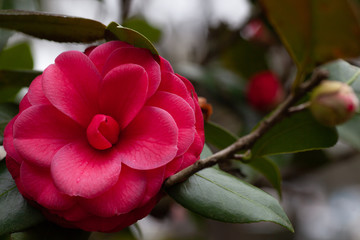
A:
[{"left": 86, "top": 114, "right": 120, "bottom": 150}]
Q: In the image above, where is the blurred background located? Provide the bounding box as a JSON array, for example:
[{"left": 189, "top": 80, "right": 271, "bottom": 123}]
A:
[{"left": 2, "top": 0, "right": 360, "bottom": 239}]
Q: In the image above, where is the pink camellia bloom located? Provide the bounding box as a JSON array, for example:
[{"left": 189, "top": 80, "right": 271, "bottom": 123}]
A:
[
  {"left": 246, "top": 71, "right": 284, "bottom": 112},
  {"left": 4, "top": 41, "right": 204, "bottom": 232}
]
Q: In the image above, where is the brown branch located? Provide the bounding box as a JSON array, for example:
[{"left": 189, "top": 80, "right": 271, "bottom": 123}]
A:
[{"left": 163, "top": 69, "right": 328, "bottom": 188}]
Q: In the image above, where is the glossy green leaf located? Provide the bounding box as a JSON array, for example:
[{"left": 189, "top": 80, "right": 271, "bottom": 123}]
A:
[
  {"left": 0, "top": 69, "right": 41, "bottom": 87},
  {"left": 261, "top": 0, "right": 360, "bottom": 86},
  {"left": 0, "top": 103, "right": 19, "bottom": 144},
  {"left": 0, "top": 10, "right": 106, "bottom": 42},
  {"left": 167, "top": 167, "right": 293, "bottom": 232},
  {"left": 251, "top": 110, "right": 338, "bottom": 158},
  {"left": 204, "top": 121, "right": 237, "bottom": 149},
  {"left": 122, "top": 17, "right": 162, "bottom": 43},
  {"left": 248, "top": 157, "right": 282, "bottom": 198},
  {"left": 105, "top": 22, "right": 159, "bottom": 56},
  {"left": 0, "top": 160, "right": 44, "bottom": 235},
  {"left": 0, "top": 42, "right": 33, "bottom": 70}
]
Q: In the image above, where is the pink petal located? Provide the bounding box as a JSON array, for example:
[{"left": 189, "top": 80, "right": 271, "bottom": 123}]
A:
[
  {"left": 179, "top": 133, "right": 203, "bottom": 170},
  {"left": 74, "top": 194, "right": 160, "bottom": 232},
  {"left": 50, "top": 205, "right": 91, "bottom": 222},
  {"left": 160, "top": 56, "right": 174, "bottom": 73},
  {"left": 139, "top": 167, "right": 165, "bottom": 206},
  {"left": 99, "top": 64, "right": 148, "bottom": 129},
  {"left": 164, "top": 156, "right": 183, "bottom": 179},
  {"left": 116, "top": 106, "right": 178, "bottom": 170},
  {"left": 27, "top": 75, "right": 50, "bottom": 106},
  {"left": 158, "top": 72, "right": 194, "bottom": 109},
  {"left": 13, "top": 105, "right": 83, "bottom": 168},
  {"left": 102, "top": 47, "right": 160, "bottom": 98},
  {"left": 42, "top": 51, "right": 101, "bottom": 127},
  {"left": 3, "top": 116, "right": 23, "bottom": 164},
  {"left": 81, "top": 166, "right": 147, "bottom": 217},
  {"left": 19, "top": 94, "right": 31, "bottom": 112},
  {"left": 88, "top": 41, "right": 132, "bottom": 72},
  {"left": 147, "top": 91, "right": 195, "bottom": 156},
  {"left": 5, "top": 156, "right": 20, "bottom": 179},
  {"left": 51, "top": 140, "right": 122, "bottom": 198},
  {"left": 20, "top": 162, "right": 75, "bottom": 210}
]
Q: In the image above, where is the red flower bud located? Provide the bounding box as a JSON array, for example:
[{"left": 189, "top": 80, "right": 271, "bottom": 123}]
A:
[
  {"left": 246, "top": 71, "right": 284, "bottom": 112},
  {"left": 310, "top": 80, "right": 359, "bottom": 126}
]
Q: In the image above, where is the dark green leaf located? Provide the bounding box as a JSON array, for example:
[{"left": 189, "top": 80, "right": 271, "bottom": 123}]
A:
[
  {"left": 0, "top": 103, "right": 19, "bottom": 144},
  {"left": 167, "top": 167, "right": 293, "bottom": 232},
  {"left": 0, "top": 160, "right": 44, "bottom": 235},
  {"left": 248, "top": 157, "right": 282, "bottom": 198},
  {"left": 122, "top": 17, "right": 162, "bottom": 43},
  {"left": 105, "top": 22, "right": 159, "bottom": 56},
  {"left": 204, "top": 121, "right": 237, "bottom": 149},
  {"left": 0, "top": 42, "right": 33, "bottom": 70},
  {"left": 261, "top": 0, "right": 360, "bottom": 86},
  {"left": 251, "top": 110, "right": 338, "bottom": 158},
  {"left": 90, "top": 228, "right": 137, "bottom": 240},
  {"left": 0, "top": 10, "right": 106, "bottom": 42},
  {"left": 0, "top": 69, "right": 41, "bottom": 87}
]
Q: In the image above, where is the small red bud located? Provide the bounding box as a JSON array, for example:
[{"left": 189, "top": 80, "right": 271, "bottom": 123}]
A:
[
  {"left": 246, "top": 71, "right": 284, "bottom": 112},
  {"left": 198, "top": 97, "right": 213, "bottom": 121},
  {"left": 310, "top": 80, "right": 359, "bottom": 126}
]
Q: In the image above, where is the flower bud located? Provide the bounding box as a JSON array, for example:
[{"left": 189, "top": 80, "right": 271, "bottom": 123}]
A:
[
  {"left": 198, "top": 97, "right": 213, "bottom": 121},
  {"left": 310, "top": 80, "right": 359, "bottom": 126},
  {"left": 246, "top": 71, "right": 284, "bottom": 112}
]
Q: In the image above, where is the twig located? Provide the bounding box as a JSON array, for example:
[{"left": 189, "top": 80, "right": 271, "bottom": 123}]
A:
[{"left": 163, "top": 69, "right": 328, "bottom": 188}]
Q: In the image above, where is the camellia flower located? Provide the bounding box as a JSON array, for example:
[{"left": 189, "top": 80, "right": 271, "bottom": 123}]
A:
[
  {"left": 246, "top": 71, "right": 284, "bottom": 112},
  {"left": 310, "top": 80, "right": 359, "bottom": 126},
  {"left": 4, "top": 41, "right": 205, "bottom": 232}
]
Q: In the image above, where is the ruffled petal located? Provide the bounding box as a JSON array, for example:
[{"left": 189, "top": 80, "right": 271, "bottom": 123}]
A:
[
  {"left": 147, "top": 91, "right": 195, "bottom": 156},
  {"left": 42, "top": 51, "right": 101, "bottom": 127},
  {"left": 50, "top": 205, "right": 91, "bottom": 222},
  {"left": 160, "top": 56, "right": 174, "bottom": 73},
  {"left": 3, "top": 116, "right": 23, "bottom": 164},
  {"left": 102, "top": 47, "right": 160, "bottom": 98},
  {"left": 164, "top": 156, "right": 183, "bottom": 179},
  {"left": 51, "top": 140, "right": 122, "bottom": 198},
  {"left": 27, "top": 75, "right": 50, "bottom": 106},
  {"left": 179, "top": 133, "right": 203, "bottom": 171},
  {"left": 158, "top": 72, "right": 194, "bottom": 109},
  {"left": 19, "top": 93, "right": 32, "bottom": 112},
  {"left": 88, "top": 41, "right": 132, "bottom": 72},
  {"left": 139, "top": 167, "right": 165, "bottom": 206},
  {"left": 116, "top": 106, "right": 178, "bottom": 170},
  {"left": 99, "top": 64, "right": 148, "bottom": 129},
  {"left": 81, "top": 166, "right": 147, "bottom": 217},
  {"left": 13, "top": 105, "right": 83, "bottom": 168},
  {"left": 20, "top": 162, "right": 75, "bottom": 210}
]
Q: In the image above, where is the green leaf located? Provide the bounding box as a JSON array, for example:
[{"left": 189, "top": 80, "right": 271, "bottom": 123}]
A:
[
  {"left": 200, "top": 144, "right": 213, "bottom": 159},
  {"left": 0, "top": 10, "right": 106, "bottom": 43},
  {"left": 248, "top": 157, "right": 282, "bottom": 198},
  {"left": 0, "top": 160, "right": 44, "bottom": 235},
  {"left": 261, "top": 0, "right": 360, "bottom": 86},
  {"left": 0, "top": 42, "right": 33, "bottom": 70},
  {"left": 0, "top": 103, "right": 19, "bottom": 144},
  {"left": 251, "top": 110, "right": 338, "bottom": 158},
  {"left": 122, "top": 17, "right": 162, "bottom": 43},
  {"left": 105, "top": 22, "right": 159, "bottom": 56},
  {"left": 204, "top": 121, "right": 237, "bottom": 149},
  {"left": 337, "top": 114, "right": 360, "bottom": 151},
  {"left": 167, "top": 167, "right": 293, "bottom": 232}
]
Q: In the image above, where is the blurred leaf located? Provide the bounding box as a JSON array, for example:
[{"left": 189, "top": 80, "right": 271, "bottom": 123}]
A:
[
  {"left": 167, "top": 167, "right": 293, "bottom": 232},
  {"left": 204, "top": 121, "right": 237, "bottom": 149},
  {"left": 337, "top": 114, "right": 360, "bottom": 151},
  {"left": 0, "top": 42, "right": 33, "bottom": 70},
  {"left": 0, "top": 160, "right": 44, "bottom": 235},
  {"left": 200, "top": 144, "right": 213, "bottom": 159},
  {"left": 0, "top": 10, "right": 106, "bottom": 42},
  {"left": 261, "top": 0, "right": 360, "bottom": 86},
  {"left": 122, "top": 17, "right": 162, "bottom": 43},
  {"left": 10, "top": 222, "right": 89, "bottom": 240},
  {"left": 0, "top": 69, "right": 40, "bottom": 86},
  {"left": 0, "top": 234, "right": 10, "bottom": 240},
  {"left": 248, "top": 157, "right": 282, "bottom": 197},
  {"left": 105, "top": 22, "right": 159, "bottom": 56},
  {"left": 221, "top": 38, "right": 268, "bottom": 79},
  {"left": 89, "top": 228, "right": 136, "bottom": 240},
  {"left": 251, "top": 110, "right": 338, "bottom": 158},
  {"left": 0, "top": 103, "right": 19, "bottom": 144}
]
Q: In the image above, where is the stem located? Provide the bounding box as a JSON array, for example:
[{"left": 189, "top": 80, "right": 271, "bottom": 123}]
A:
[
  {"left": 346, "top": 70, "right": 360, "bottom": 86},
  {"left": 163, "top": 69, "right": 328, "bottom": 188}
]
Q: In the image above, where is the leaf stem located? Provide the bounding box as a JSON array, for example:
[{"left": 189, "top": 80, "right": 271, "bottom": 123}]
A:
[
  {"left": 163, "top": 69, "right": 328, "bottom": 188},
  {"left": 346, "top": 70, "right": 360, "bottom": 86}
]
